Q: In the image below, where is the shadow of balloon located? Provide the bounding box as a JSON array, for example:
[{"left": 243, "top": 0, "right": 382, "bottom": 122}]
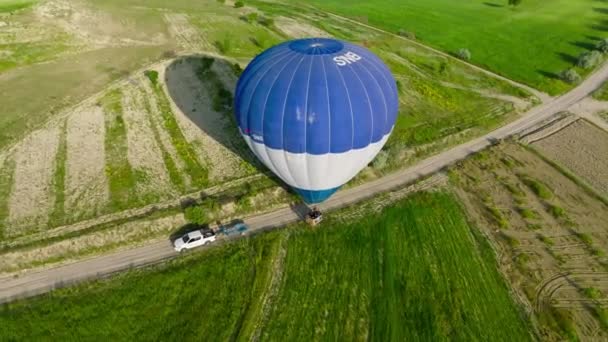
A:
[
  {"left": 164, "top": 54, "right": 330, "bottom": 204},
  {"left": 163, "top": 54, "right": 269, "bottom": 176}
]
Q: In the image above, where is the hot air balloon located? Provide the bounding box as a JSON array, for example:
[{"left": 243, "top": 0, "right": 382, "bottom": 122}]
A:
[{"left": 234, "top": 38, "right": 399, "bottom": 205}]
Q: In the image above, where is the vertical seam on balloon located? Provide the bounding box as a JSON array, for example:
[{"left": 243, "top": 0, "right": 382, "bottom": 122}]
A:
[
  {"left": 321, "top": 54, "right": 331, "bottom": 154},
  {"left": 236, "top": 49, "right": 293, "bottom": 116},
  {"left": 320, "top": 54, "right": 331, "bottom": 191},
  {"left": 333, "top": 58, "right": 355, "bottom": 153},
  {"left": 352, "top": 47, "right": 396, "bottom": 135},
  {"left": 344, "top": 61, "right": 374, "bottom": 149},
  {"left": 236, "top": 49, "right": 292, "bottom": 98},
  {"left": 244, "top": 51, "right": 296, "bottom": 138},
  {"left": 303, "top": 53, "right": 314, "bottom": 190},
  {"left": 358, "top": 59, "right": 388, "bottom": 142},
  {"left": 259, "top": 52, "right": 301, "bottom": 186},
  {"left": 279, "top": 54, "right": 307, "bottom": 189}
]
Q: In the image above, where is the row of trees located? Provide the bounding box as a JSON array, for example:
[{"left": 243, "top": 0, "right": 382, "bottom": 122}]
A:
[{"left": 560, "top": 38, "right": 608, "bottom": 84}]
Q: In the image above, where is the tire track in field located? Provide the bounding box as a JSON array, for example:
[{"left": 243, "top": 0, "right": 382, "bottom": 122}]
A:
[{"left": 251, "top": 232, "right": 289, "bottom": 342}]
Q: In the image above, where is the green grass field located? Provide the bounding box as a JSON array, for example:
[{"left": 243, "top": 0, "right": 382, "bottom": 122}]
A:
[
  {"left": 0, "top": 191, "right": 532, "bottom": 340},
  {"left": 292, "top": 0, "right": 605, "bottom": 95}
]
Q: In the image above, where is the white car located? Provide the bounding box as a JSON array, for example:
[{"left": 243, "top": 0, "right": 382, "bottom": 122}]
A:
[{"left": 174, "top": 229, "right": 216, "bottom": 252}]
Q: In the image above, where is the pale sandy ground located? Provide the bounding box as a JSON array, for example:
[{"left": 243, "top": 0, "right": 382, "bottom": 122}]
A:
[
  {"left": 532, "top": 119, "right": 608, "bottom": 196},
  {"left": 275, "top": 16, "right": 331, "bottom": 38},
  {"left": 160, "top": 61, "right": 245, "bottom": 181},
  {"left": 35, "top": 0, "right": 165, "bottom": 48},
  {"left": 163, "top": 13, "right": 211, "bottom": 51},
  {"left": 567, "top": 97, "right": 608, "bottom": 132},
  {"left": 0, "top": 214, "right": 186, "bottom": 273},
  {"left": 65, "top": 105, "right": 109, "bottom": 217},
  {"left": 6, "top": 127, "right": 60, "bottom": 233},
  {"left": 121, "top": 82, "right": 176, "bottom": 199},
  {"left": 139, "top": 77, "right": 193, "bottom": 189}
]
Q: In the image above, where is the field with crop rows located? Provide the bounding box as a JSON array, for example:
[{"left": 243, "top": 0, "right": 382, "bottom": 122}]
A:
[
  {"left": 451, "top": 142, "right": 608, "bottom": 340},
  {"left": 0, "top": 191, "right": 532, "bottom": 341}
]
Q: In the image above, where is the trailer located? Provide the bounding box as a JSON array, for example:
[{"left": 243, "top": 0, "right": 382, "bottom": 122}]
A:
[{"left": 218, "top": 221, "right": 249, "bottom": 237}]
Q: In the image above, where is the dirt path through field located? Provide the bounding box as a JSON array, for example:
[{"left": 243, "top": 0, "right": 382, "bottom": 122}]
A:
[
  {"left": 65, "top": 105, "right": 109, "bottom": 218},
  {"left": 122, "top": 82, "right": 175, "bottom": 199},
  {"left": 568, "top": 97, "right": 608, "bottom": 132},
  {"left": 6, "top": 127, "right": 60, "bottom": 233}
]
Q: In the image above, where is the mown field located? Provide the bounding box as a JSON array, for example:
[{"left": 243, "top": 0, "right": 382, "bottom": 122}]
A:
[
  {"left": 0, "top": 191, "right": 532, "bottom": 340},
  {"left": 293, "top": 0, "right": 605, "bottom": 95}
]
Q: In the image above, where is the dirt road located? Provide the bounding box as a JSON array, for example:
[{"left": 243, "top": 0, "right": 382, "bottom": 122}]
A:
[{"left": 1, "top": 60, "right": 607, "bottom": 305}]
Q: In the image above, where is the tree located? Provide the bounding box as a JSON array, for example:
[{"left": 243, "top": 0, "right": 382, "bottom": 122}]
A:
[
  {"left": 456, "top": 48, "right": 471, "bottom": 61},
  {"left": 576, "top": 50, "right": 602, "bottom": 69},
  {"left": 508, "top": 0, "right": 522, "bottom": 6},
  {"left": 559, "top": 69, "right": 581, "bottom": 84},
  {"left": 234, "top": 1, "right": 244, "bottom": 8},
  {"left": 597, "top": 38, "right": 608, "bottom": 53}
]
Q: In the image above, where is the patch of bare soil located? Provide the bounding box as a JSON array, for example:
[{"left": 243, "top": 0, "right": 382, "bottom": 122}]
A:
[
  {"left": 6, "top": 127, "right": 60, "bottom": 233},
  {"left": 163, "top": 13, "right": 211, "bottom": 51},
  {"left": 532, "top": 119, "right": 608, "bottom": 196},
  {"left": 34, "top": 0, "right": 165, "bottom": 48},
  {"left": 65, "top": 104, "right": 109, "bottom": 219},
  {"left": 0, "top": 214, "right": 185, "bottom": 273},
  {"left": 275, "top": 16, "right": 331, "bottom": 38},
  {"left": 121, "top": 82, "right": 176, "bottom": 199},
  {"left": 452, "top": 142, "right": 608, "bottom": 340},
  {"left": 161, "top": 59, "right": 246, "bottom": 182}
]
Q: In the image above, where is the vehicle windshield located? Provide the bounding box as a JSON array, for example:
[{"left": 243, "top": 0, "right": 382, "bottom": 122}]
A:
[{"left": 182, "top": 236, "right": 189, "bottom": 243}]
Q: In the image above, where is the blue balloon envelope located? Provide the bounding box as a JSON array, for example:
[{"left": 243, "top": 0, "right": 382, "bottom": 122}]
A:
[{"left": 234, "top": 38, "right": 399, "bottom": 204}]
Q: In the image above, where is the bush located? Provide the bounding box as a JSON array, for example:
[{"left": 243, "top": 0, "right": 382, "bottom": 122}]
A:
[
  {"left": 241, "top": 12, "right": 257, "bottom": 23},
  {"left": 508, "top": 0, "right": 522, "bottom": 6},
  {"left": 144, "top": 70, "right": 159, "bottom": 86},
  {"left": 456, "top": 48, "right": 471, "bottom": 61},
  {"left": 577, "top": 50, "right": 603, "bottom": 69},
  {"left": 232, "top": 63, "right": 243, "bottom": 76},
  {"left": 371, "top": 150, "right": 389, "bottom": 170},
  {"left": 397, "top": 29, "right": 416, "bottom": 40},
  {"left": 258, "top": 16, "right": 274, "bottom": 27},
  {"left": 184, "top": 206, "right": 207, "bottom": 225},
  {"left": 597, "top": 38, "right": 608, "bottom": 53},
  {"left": 214, "top": 37, "right": 232, "bottom": 54},
  {"left": 234, "top": 1, "right": 244, "bottom": 8},
  {"left": 559, "top": 69, "right": 581, "bottom": 84},
  {"left": 216, "top": 0, "right": 225, "bottom": 3}
]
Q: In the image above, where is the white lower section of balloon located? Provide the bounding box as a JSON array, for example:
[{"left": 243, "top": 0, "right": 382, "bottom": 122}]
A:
[{"left": 241, "top": 132, "right": 391, "bottom": 191}]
